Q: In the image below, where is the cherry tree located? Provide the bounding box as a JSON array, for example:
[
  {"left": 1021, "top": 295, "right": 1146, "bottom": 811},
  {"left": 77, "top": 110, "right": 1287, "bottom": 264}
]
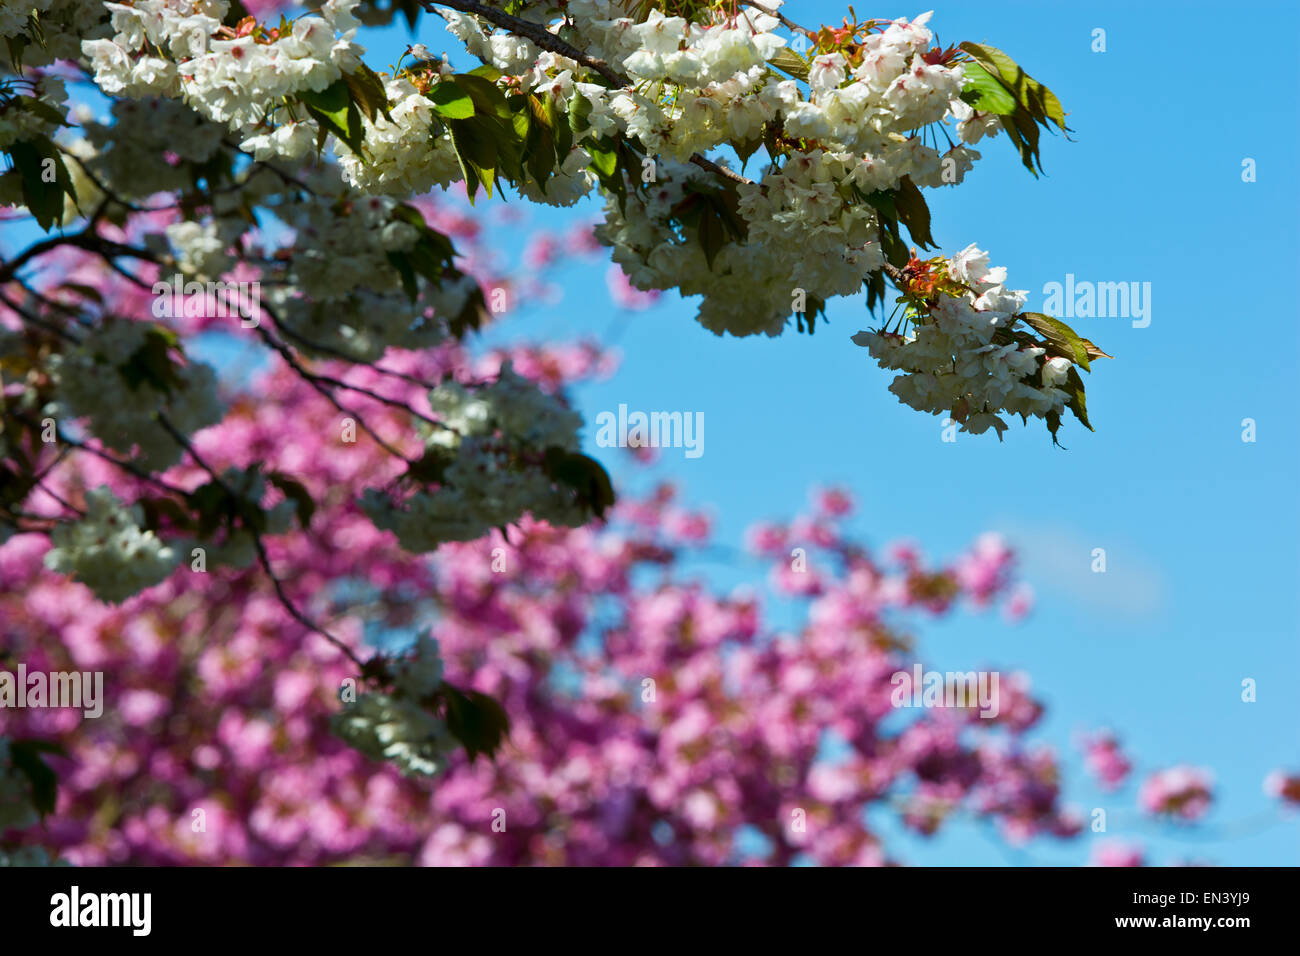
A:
[
  {"left": 0, "top": 316, "right": 1125, "bottom": 863},
  {"left": 5, "top": 1, "right": 1287, "bottom": 866}
]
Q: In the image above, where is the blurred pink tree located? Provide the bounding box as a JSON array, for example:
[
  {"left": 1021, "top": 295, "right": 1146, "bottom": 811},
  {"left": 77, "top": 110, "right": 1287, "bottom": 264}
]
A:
[{"left": 2, "top": 0, "right": 1294, "bottom": 868}]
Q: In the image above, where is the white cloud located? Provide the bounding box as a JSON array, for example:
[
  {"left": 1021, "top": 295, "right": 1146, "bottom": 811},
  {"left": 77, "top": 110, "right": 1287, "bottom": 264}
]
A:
[{"left": 996, "top": 520, "right": 1168, "bottom": 621}]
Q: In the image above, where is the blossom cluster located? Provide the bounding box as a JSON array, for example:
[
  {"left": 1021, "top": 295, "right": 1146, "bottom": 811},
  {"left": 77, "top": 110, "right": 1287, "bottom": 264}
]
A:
[
  {"left": 599, "top": 154, "right": 888, "bottom": 336},
  {"left": 258, "top": 181, "right": 462, "bottom": 362},
  {"left": 360, "top": 362, "right": 588, "bottom": 553},
  {"left": 1089, "top": 840, "right": 1145, "bottom": 868},
  {"left": 42, "top": 486, "right": 179, "bottom": 604},
  {"left": 66, "top": 114, "right": 473, "bottom": 364},
  {"left": 82, "top": 0, "right": 363, "bottom": 144},
  {"left": 62, "top": 1, "right": 1011, "bottom": 345},
  {"left": 49, "top": 320, "right": 224, "bottom": 470},
  {"left": 1264, "top": 770, "right": 1300, "bottom": 806},
  {"left": 852, "top": 245, "right": 1075, "bottom": 437},
  {"left": 0, "top": 74, "right": 71, "bottom": 152},
  {"left": 329, "top": 71, "right": 463, "bottom": 197},
  {"left": 0, "top": 0, "right": 106, "bottom": 69},
  {"left": 1080, "top": 731, "right": 1133, "bottom": 791},
  {"left": 1138, "top": 765, "right": 1215, "bottom": 821},
  {"left": 331, "top": 633, "right": 458, "bottom": 777},
  {"left": 565, "top": 5, "right": 980, "bottom": 175},
  {"left": 461, "top": 6, "right": 997, "bottom": 335},
  {"left": 75, "top": 96, "right": 225, "bottom": 197},
  {"left": 0, "top": 303, "right": 1263, "bottom": 866}
]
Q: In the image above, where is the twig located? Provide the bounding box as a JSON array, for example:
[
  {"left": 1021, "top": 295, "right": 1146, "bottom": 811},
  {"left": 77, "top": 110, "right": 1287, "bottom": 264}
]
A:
[
  {"left": 0, "top": 228, "right": 158, "bottom": 284},
  {"left": 154, "top": 413, "right": 366, "bottom": 669},
  {"left": 32, "top": 477, "right": 85, "bottom": 517},
  {"left": 270, "top": 320, "right": 443, "bottom": 391},
  {"left": 255, "top": 302, "right": 462, "bottom": 438},
  {"left": 424, "top": 0, "right": 624, "bottom": 86},
  {"left": 0, "top": 288, "right": 83, "bottom": 344},
  {"left": 9, "top": 413, "right": 191, "bottom": 498},
  {"left": 740, "top": 0, "right": 818, "bottom": 40},
  {"left": 250, "top": 320, "right": 421, "bottom": 462}
]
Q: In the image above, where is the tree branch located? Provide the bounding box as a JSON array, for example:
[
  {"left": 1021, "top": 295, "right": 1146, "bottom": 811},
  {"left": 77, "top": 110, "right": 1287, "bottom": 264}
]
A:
[
  {"left": 424, "top": 0, "right": 624, "bottom": 86},
  {"left": 422, "top": 0, "right": 756, "bottom": 187},
  {"left": 155, "top": 413, "right": 367, "bottom": 670},
  {"left": 740, "top": 0, "right": 818, "bottom": 41}
]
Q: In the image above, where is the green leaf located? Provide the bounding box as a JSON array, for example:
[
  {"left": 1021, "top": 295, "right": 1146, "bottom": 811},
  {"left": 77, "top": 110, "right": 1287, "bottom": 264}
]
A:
[
  {"left": 448, "top": 282, "right": 489, "bottom": 339},
  {"left": 406, "top": 447, "right": 451, "bottom": 485},
  {"left": 443, "top": 686, "right": 510, "bottom": 763},
  {"left": 467, "top": 64, "right": 503, "bottom": 82},
  {"left": 767, "top": 48, "right": 810, "bottom": 81},
  {"left": 1045, "top": 408, "right": 1064, "bottom": 445},
  {"left": 1017, "top": 312, "right": 1111, "bottom": 371},
  {"left": 9, "top": 739, "right": 64, "bottom": 818},
  {"left": 224, "top": 0, "right": 252, "bottom": 26},
  {"left": 138, "top": 495, "right": 193, "bottom": 533},
  {"left": 482, "top": 117, "right": 527, "bottom": 185},
  {"left": 546, "top": 91, "right": 572, "bottom": 160},
  {"left": 859, "top": 187, "right": 897, "bottom": 219},
  {"left": 404, "top": 240, "right": 442, "bottom": 282},
  {"left": 960, "top": 41, "right": 1068, "bottom": 132},
  {"left": 864, "top": 268, "right": 888, "bottom": 314},
  {"left": 587, "top": 142, "right": 618, "bottom": 180},
  {"left": 17, "top": 96, "right": 68, "bottom": 128},
  {"left": 299, "top": 79, "right": 364, "bottom": 157},
  {"left": 734, "top": 134, "right": 764, "bottom": 169},
  {"left": 893, "top": 175, "right": 935, "bottom": 249},
  {"left": 117, "top": 327, "right": 186, "bottom": 396},
  {"left": 511, "top": 98, "right": 532, "bottom": 140},
  {"left": 706, "top": 182, "right": 747, "bottom": 241},
  {"left": 567, "top": 90, "right": 593, "bottom": 138},
  {"left": 387, "top": 250, "right": 419, "bottom": 301},
  {"left": 267, "top": 472, "right": 316, "bottom": 528},
  {"left": 5, "top": 34, "right": 28, "bottom": 73},
  {"left": 997, "top": 109, "right": 1041, "bottom": 176},
  {"left": 958, "top": 61, "right": 1017, "bottom": 115},
  {"left": 55, "top": 282, "right": 103, "bottom": 304},
  {"left": 343, "top": 65, "right": 394, "bottom": 124},
  {"left": 670, "top": 183, "right": 746, "bottom": 269},
  {"left": 542, "top": 447, "right": 616, "bottom": 519},
  {"left": 7, "top": 137, "right": 71, "bottom": 232},
  {"left": 1063, "top": 365, "right": 1093, "bottom": 431},
  {"left": 450, "top": 121, "right": 492, "bottom": 200},
  {"left": 696, "top": 204, "right": 728, "bottom": 269},
  {"left": 427, "top": 80, "right": 475, "bottom": 120},
  {"left": 454, "top": 72, "right": 512, "bottom": 119},
  {"left": 869, "top": 207, "right": 909, "bottom": 270},
  {"left": 187, "top": 480, "right": 233, "bottom": 539},
  {"left": 584, "top": 136, "right": 629, "bottom": 212},
  {"left": 18, "top": 8, "right": 46, "bottom": 52},
  {"left": 795, "top": 293, "right": 827, "bottom": 334},
  {"left": 396, "top": 0, "right": 421, "bottom": 29},
  {"left": 958, "top": 41, "right": 1070, "bottom": 175},
  {"left": 516, "top": 93, "right": 557, "bottom": 191}
]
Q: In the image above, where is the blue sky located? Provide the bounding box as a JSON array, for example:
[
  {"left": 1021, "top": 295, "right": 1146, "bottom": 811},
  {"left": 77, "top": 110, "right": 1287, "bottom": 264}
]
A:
[
  {"left": 397, "top": 0, "right": 1298, "bottom": 865},
  {"left": 8, "top": 0, "right": 1297, "bottom": 865}
]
